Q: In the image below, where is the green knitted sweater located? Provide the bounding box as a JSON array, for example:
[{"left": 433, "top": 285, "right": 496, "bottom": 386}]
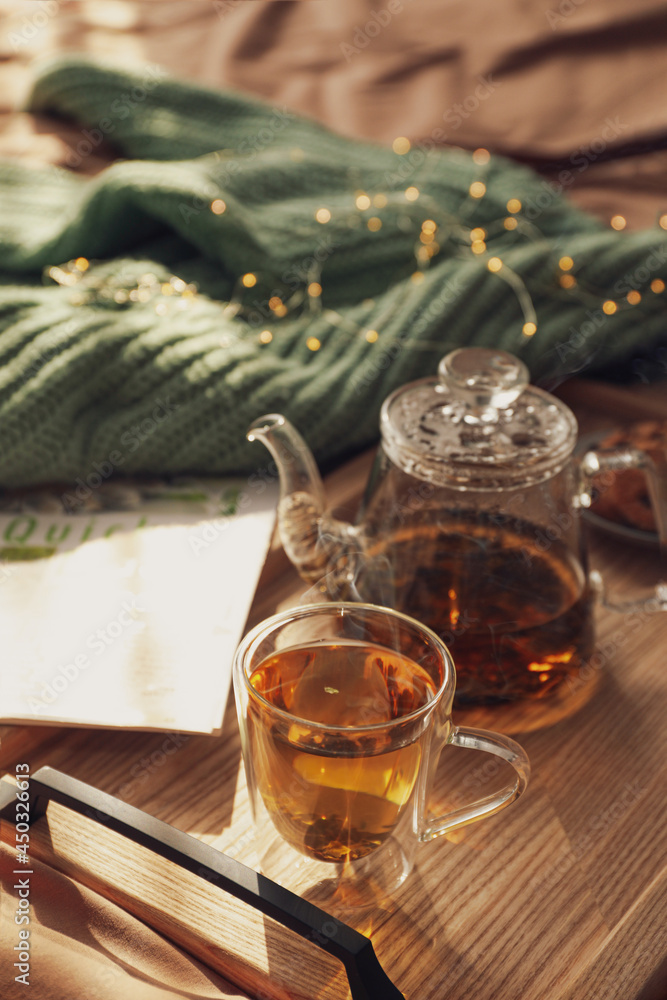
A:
[{"left": 0, "top": 58, "right": 665, "bottom": 488}]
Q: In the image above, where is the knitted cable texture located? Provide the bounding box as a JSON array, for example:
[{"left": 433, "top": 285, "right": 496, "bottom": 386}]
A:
[{"left": 0, "top": 58, "right": 665, "bottom": 487}]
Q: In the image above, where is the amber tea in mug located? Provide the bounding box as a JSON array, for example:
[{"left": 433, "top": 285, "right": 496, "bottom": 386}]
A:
[
  {"left": 234, "top": 603, "right": 530, "bottom": 905},
  {"left": 247, "top": 639, "right": 438, "bottom": 862}
]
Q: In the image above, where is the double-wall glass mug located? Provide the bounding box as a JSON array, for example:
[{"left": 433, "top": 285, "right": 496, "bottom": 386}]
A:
[{"left": 233, "top": 603, "right": 530, "bottom": 908}]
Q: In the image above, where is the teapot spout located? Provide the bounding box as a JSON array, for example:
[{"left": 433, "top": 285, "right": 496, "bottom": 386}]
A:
[{"left": 248, "top": 414, "right": 354, "bottom": 586}]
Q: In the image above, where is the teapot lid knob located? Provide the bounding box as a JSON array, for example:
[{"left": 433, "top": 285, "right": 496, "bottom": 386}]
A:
[
  {"left": 437, "top": 348, "right": 529, "bottom": 424},
  {"left": 380, "top": 345, "right": 578, "bottom": 487}
]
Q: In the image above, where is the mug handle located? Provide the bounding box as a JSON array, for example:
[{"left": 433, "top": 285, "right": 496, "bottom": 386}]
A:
[{"left": 420, "top": 726, "right": 530, "bottom": 843}]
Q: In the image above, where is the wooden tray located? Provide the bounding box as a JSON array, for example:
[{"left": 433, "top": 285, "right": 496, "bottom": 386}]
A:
[{"left": 1, "top": 380, "right": 666, "bottom": 999}]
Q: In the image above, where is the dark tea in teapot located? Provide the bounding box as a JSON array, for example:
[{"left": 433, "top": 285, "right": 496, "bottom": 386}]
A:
[{"left": 365, "top": 514, "right": 596, "bottom": 704}]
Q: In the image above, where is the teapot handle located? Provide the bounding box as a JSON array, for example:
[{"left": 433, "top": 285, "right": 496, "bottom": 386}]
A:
[{"left": 578, "top": 446, "right": 667, "bottom": 613}]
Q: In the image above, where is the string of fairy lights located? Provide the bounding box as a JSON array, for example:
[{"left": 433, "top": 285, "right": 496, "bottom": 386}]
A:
[{"left": 45, "top": 141, "right": 667, "bottom": 355}]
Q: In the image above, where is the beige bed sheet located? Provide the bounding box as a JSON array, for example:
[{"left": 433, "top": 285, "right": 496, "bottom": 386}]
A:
[{"left": 0, "top": 841, "right": 251, "bottom": 999}]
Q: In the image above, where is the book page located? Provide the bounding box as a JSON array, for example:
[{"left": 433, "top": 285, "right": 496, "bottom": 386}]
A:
[{"left": 0, "top": 479, "right": 277, "bottom": 734}]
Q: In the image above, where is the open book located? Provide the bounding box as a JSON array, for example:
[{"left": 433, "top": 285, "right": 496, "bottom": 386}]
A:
[{"left": 0, "top": 478, "right": 277, "bottom": 734}]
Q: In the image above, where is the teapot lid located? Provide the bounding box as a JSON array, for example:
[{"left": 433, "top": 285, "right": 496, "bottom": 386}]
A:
[{"left": 380, "top": 348, "right": 577, "bottom": 490}]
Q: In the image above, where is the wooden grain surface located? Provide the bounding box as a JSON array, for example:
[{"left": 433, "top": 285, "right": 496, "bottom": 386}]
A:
[{"left": 1, "top": 382, "right": 666, "bottom": 1000}]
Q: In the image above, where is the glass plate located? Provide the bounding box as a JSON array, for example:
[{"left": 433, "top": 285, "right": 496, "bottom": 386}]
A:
[{"left": 577, "top": 431, "right": 658, "bottom": 549}]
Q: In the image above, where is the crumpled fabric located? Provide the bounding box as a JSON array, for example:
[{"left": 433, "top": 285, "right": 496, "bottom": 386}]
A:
[{"left": 0, "top": 58, "right": 664, "bottom": 487}]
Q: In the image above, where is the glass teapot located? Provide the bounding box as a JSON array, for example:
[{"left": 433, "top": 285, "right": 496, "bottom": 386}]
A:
[{"left": 248, "top": 348, "right": 666, "bottom": 705}]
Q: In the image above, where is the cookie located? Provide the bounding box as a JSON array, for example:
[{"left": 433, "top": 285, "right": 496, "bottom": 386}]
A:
[{"left": 591, "top": 420, "right": 666, "bottom": 532}]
